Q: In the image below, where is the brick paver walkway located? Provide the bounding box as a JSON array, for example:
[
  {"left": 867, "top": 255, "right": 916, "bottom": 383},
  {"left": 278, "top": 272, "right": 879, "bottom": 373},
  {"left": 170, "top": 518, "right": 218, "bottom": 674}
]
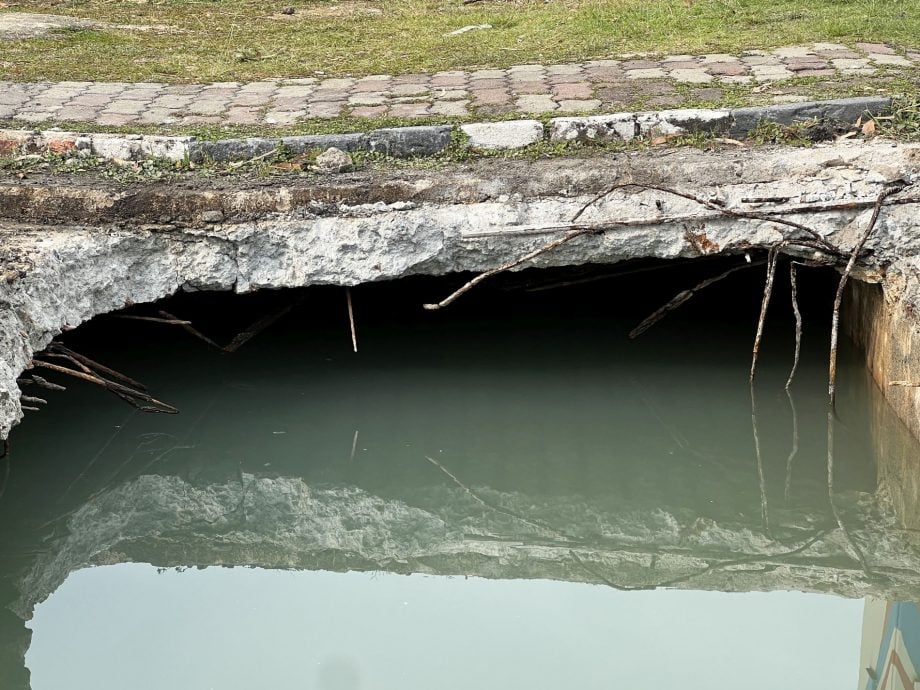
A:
[{"left": 1, "top": 42, "right": 916, "bottom": 127}]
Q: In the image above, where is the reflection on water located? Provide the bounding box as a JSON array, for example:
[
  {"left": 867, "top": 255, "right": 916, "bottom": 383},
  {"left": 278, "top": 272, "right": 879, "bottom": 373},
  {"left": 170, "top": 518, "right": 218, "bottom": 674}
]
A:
[
  {"left": 1, "top": 265, "right": 920, "bottom": 689},
  {"left": 28, "top": 565, "right": 863, "bottom": 690}
]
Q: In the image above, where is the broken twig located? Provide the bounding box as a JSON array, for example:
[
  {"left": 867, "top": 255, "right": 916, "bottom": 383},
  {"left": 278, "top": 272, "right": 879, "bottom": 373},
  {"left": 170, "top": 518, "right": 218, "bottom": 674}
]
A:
[
  {"left": 224, "top": 301, "right": 299, "bottom": 353},
  {"left": 346, "top": 287, "right": 358, "bottom": 353},
  {"left": 630, "top": 259, "right": 764, "bottom": 338},
  {"left": 785, "top": 263, "right": 803, "bottom": 390},
  {"left": 157, "top": 310, "right": 226, "bottom": 350},
  {"left": 750, "top": 251, "right": 779, "bottom": 383},
  {"left": 48, "top": 343, "right": 148, "bottom": 392},
  {"left": 828, "top": 184, "right": 907, "bottom": 409},
  {"left": 31, "top": 360, "right": 177, "bottom": 414},
  {"left": 424, "top": 229, "right": 595, "bottom": 310}
]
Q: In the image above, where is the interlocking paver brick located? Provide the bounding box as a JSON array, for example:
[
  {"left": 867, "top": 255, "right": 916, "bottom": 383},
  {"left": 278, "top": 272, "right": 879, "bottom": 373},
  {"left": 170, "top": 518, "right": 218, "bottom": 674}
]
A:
[
  {"left": 1, "top": 41, "right": 913, "bottom": 129},
  {"left": 513, "top": 81, "right": 551, "bottom": 95},
  {"left": 468, "top": 78, "right": 506, "bottom": 89},
  {"left": 671, "top": 69, "right": 713, "bottom": 83},
  {"left": 622, "top": 60, "right": 659, "bottom": 70},
  {"left": 391, "top": 84, "right": 430, "bottom": 97},
  {"left": 434, "top": 89, "right": 468, "bottom": 101},
  {"left": 871, "top": 54, "right": 913, "bottom": 66},
  {"left": 55, "top": 106, "right": 100, "bottom": 121},
  {"left": 106, "top": 101, "right": 149, "bottom": 114},
  {"left": 472, "top": 89, "right": 511, "bottom": 106},
  {"left": 856, "top": 42, "right": 896, "bottom": 55},
  {"left": 626, "top": 68, "right": 667, "bottom": 79},
  {"left": 515, "top": 95, "right": 557, "bottom": 112},
  {"left": 351, "top": 105, "right": 388, "bottom": 118},
  {"left": 429, "top": 101, "right": 469, "bottom": 116},
  {"left": 552, "top": 82, "right": 593, "bottom": 99},
  {"left": 226, "top": 107, "right": 262, "bottom": 125},
  {"left": 266, "top": 109, "right": 308, "bottom": 124},
  {"left": 556, "top": 99, "right": 601, "bottom": 113},
  {"left": 348, "top": 93, "right": 387, "bottom": 106},
  {"left": 470, "top": 69, "right": 505, "bottom": 79},
  {"left": 306, "top": 102, "right": 345, "bottom": 118},
  {"left": 706, "top": 62, "right": 748, "bottom": 76},
  {"left": 96, "top": 113, "right": 138, "bottom": 126},
  {"left": 389, "top": 103, "right": 429, "bottom": 117},
  {"left": 431, "top": 75, "right": 467, "bottom": 87}
]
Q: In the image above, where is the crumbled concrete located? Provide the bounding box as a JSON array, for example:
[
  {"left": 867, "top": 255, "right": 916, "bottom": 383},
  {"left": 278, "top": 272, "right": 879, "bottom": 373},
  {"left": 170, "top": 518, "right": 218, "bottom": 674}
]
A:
[
  {"left": 460, "top": 120, "right": 543, "bottom": 150},
  {"left": 311, "top": 146, "right": 353, "bottom": 173},
  {"left": 2, "top": 140, "right": 919, "bottom": 440},
  {"left": 549, "top": 113, "right": 638, "bottom": 142}
]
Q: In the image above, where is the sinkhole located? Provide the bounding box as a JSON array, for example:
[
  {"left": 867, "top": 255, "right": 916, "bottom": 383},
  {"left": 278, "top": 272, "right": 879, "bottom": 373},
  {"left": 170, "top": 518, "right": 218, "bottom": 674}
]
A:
[{"left": 1, "top": 255, "right": 918, "bottom": 690}]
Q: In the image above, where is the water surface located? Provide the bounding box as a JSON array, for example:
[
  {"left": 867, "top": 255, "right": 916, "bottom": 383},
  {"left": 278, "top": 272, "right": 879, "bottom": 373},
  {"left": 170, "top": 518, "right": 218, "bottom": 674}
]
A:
[{"left": 1, "top": 263, "right": 918, "bottom": 689}]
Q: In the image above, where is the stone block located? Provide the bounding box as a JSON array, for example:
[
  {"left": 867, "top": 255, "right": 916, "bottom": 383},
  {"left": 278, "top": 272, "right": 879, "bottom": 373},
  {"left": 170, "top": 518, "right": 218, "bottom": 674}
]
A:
[
  {"left": 637, "top": 108, "right": 732, "bottom": 137},
  {"left": 460, "top": 120, "right": 543, "bottom": 150},
  {"left": 728, "top": 97, "right": 892, "bottom": 137},
  {"left": 364, "top": 125, "right": 453, "bottom": 157},
  {"left": 556, "top": 99, "right": 601, "bottom": 113},
  {"left": 515, "top": 95, "right": 557, "bottom": 113},
  {"left": 548, "top": 113, "right": 638, "bottom": 142}
]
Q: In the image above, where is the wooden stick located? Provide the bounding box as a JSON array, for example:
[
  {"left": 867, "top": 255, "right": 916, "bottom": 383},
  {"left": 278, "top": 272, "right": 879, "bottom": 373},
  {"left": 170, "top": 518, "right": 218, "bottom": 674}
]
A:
[
  {"left": 21, "top": 395, "right": 47, "bottom": 406},
  {"left": 30, "top": 375, "right": 66, "bottom": 391},
  {"left": 785, "top": 263, "right": 803, "bottom": 390},
  {"left": 828, "top": 185, "right": 907, "bottom": 409},
  {"left": 629, "top": 259, "right": 764, "bottom": 338},
  {"left": 346, "top": 287, "right": 358, "bottom": 353},
  {"left": 224, "top": 302, "right": 298, "bottom": 353},
  {"left": 423, "top": 228, "right": 594, "bottom": 310},
  {"left": 157, "top": 310, "right": 225, "bottom": 350},
  {"left": 117, "top": 315, "right": 193, "bottom": 325},
  {"left": 750, "top": 251, "right": 779, "bottom": 383},
  {"left": 31, "top": 360, "right": 178, "bottom": 413},
  {"left": 48, "top": 343, "right": 148, "bottom": 392}
]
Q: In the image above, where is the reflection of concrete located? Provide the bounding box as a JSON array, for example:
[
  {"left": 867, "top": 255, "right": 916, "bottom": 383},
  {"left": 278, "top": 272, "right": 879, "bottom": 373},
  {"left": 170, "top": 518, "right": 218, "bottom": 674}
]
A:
[
  {"left": 1, "top": 469, "right": 920, "bottom": 688},
  {"left": 12, "top": 471, "right": 920, "bottom": 622},
  {"left": 859, "top": 599, "right": 920, "bottom": 690}
]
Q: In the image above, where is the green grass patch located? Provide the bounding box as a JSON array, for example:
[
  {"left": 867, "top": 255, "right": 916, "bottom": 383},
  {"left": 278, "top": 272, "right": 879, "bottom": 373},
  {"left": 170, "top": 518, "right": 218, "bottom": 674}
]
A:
[{"left": 1, "top": 0, "right": 918, "bottom": 83}]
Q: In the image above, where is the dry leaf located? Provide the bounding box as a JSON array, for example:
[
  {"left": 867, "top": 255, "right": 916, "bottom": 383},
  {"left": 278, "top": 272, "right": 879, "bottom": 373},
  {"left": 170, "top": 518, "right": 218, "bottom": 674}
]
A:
[
  {"left": 862, "top": 119, "right": 876, "bottom": 136},
  {"left": 854, "top": 115, "right": 863, "bottom": 128}
]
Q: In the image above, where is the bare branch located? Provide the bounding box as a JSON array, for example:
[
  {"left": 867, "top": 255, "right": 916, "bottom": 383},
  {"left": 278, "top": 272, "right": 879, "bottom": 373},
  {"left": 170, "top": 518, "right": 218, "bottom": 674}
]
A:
[
  {"left": 828, "top": 184, "right": 908, "bottom": 409},
  {"left": 423, "top": 228, "right": 595, "bottom": 310},
  {"left": 750, "top": 251, "right": 779, "bottom": 383},
  {"left": 785, "top": 263, "right": 803, "bottom": 390},
  {"left": 346, "top": 287, "right": 358, "bottom": 353},
  {"left": 629, "top": 259, "right": 765, "bottom": 338}
]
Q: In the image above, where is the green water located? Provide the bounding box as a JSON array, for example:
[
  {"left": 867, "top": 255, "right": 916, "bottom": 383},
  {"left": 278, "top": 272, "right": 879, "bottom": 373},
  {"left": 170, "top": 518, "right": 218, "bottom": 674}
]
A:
[{"left": 1, "top": 263, "right": 918, "bottom": 689}]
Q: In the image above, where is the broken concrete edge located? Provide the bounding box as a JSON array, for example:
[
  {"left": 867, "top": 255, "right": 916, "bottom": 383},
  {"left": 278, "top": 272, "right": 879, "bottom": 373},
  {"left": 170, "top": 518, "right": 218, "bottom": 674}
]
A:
[{"left": 0, "top": 97, "right": 892, "bottom": 163}]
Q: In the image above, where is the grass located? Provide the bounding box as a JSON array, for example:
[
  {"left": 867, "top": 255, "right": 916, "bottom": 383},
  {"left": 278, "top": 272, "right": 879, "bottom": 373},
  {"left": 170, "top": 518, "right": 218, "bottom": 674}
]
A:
[{"left": 1, "top": 0, "right": 919, "bottom": 83}]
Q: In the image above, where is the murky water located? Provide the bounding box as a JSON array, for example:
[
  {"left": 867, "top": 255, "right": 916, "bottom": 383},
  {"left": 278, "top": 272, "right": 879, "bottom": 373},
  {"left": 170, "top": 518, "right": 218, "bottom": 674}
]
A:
[{"left": 2, "top": 261, "right": 920, "bottom": 689}]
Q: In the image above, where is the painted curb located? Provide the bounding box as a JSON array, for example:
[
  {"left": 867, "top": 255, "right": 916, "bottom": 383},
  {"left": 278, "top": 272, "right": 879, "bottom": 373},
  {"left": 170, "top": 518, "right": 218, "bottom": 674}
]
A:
[{"left": 0, "top": 97, "right": 894, "bottom": 164}]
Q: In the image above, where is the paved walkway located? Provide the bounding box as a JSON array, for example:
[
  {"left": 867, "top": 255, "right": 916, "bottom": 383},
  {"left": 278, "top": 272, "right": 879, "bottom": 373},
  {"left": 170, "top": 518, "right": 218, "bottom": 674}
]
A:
[{"left": 1, "top": 42, "right": 917, "bottom": 128}]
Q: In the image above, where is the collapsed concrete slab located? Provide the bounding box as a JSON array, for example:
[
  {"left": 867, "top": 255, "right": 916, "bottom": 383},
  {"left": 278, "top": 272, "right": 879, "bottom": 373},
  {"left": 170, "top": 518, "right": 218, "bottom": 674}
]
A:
[{"left": 1, "top": 140, "right": 919, "bottom": 440}]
